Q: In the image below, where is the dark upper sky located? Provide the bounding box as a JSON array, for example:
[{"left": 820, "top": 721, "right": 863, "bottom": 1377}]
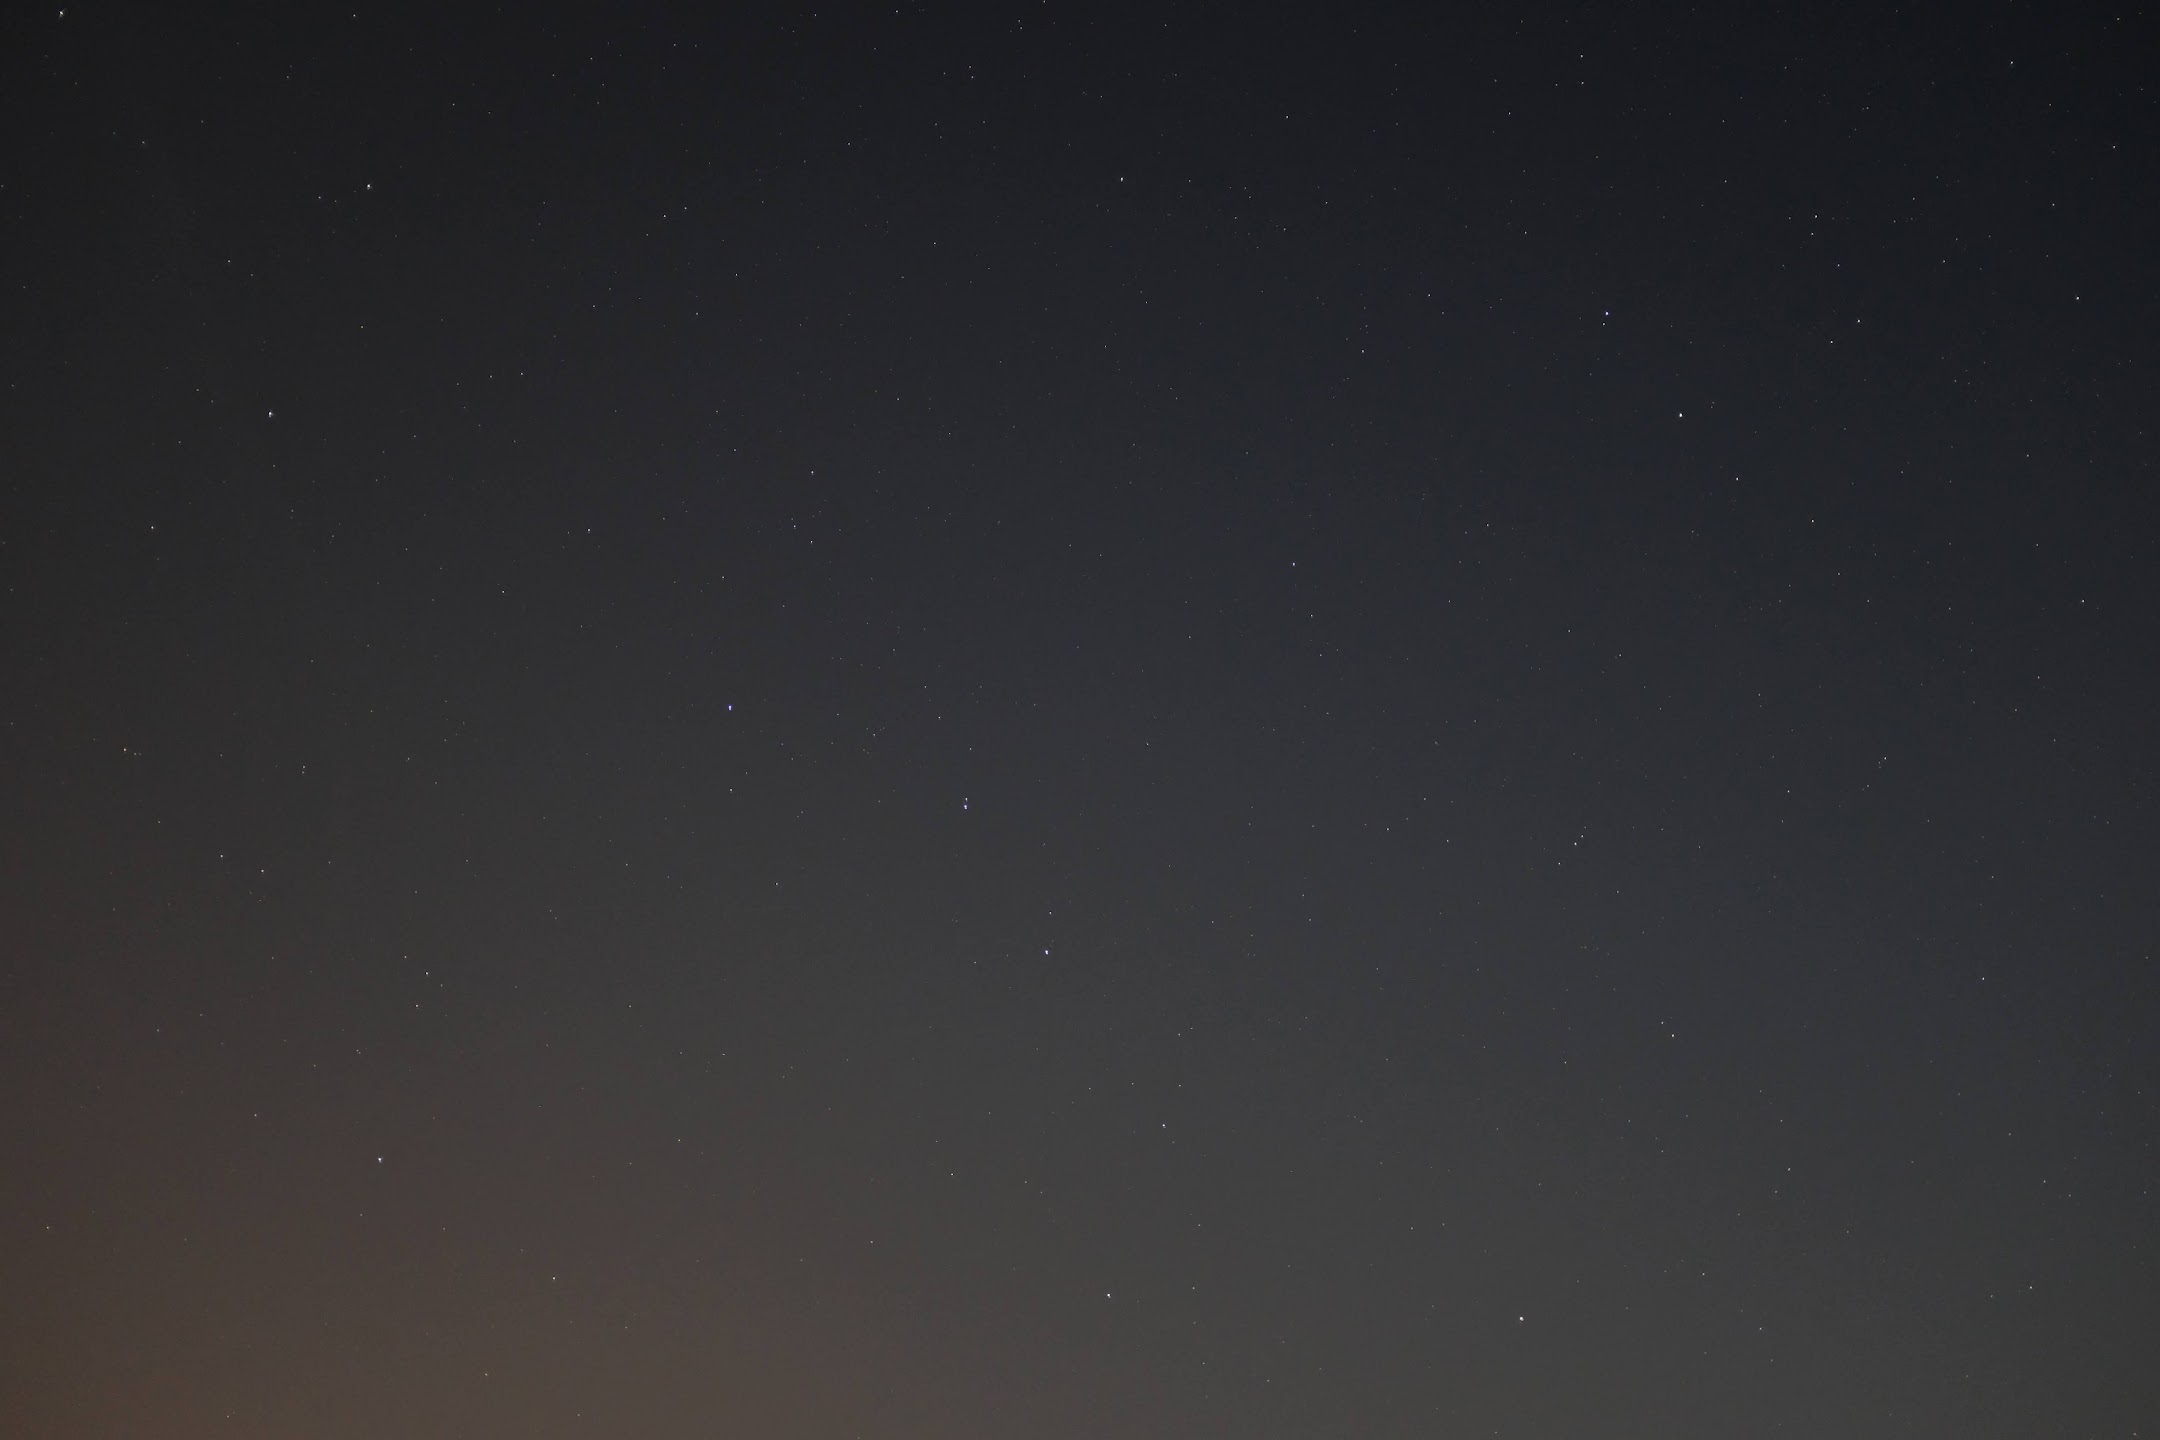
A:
[{"left": 4, "top": 2, "right": 2157, "bottom": 1435}]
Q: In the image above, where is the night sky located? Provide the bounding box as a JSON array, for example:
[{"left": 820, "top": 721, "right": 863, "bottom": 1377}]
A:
[{"left": 5, "top": 3, "right": 2158, "bottom": 1435}]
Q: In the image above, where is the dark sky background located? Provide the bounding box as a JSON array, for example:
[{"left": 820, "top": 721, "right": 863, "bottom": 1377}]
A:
[{"left": 4, "top": 2, "right": 2158, "bottom": 1435}]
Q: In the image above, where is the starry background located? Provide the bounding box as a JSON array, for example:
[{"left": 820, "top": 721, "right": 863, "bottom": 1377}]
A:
[{"left": 3, "top": 2, "right": 2158, "bottom": 1435}]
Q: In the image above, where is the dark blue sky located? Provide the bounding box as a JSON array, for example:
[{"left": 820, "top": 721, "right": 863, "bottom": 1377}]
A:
[{"left": 4, "top": 2, "right": 2156, "bottom": 1434}]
